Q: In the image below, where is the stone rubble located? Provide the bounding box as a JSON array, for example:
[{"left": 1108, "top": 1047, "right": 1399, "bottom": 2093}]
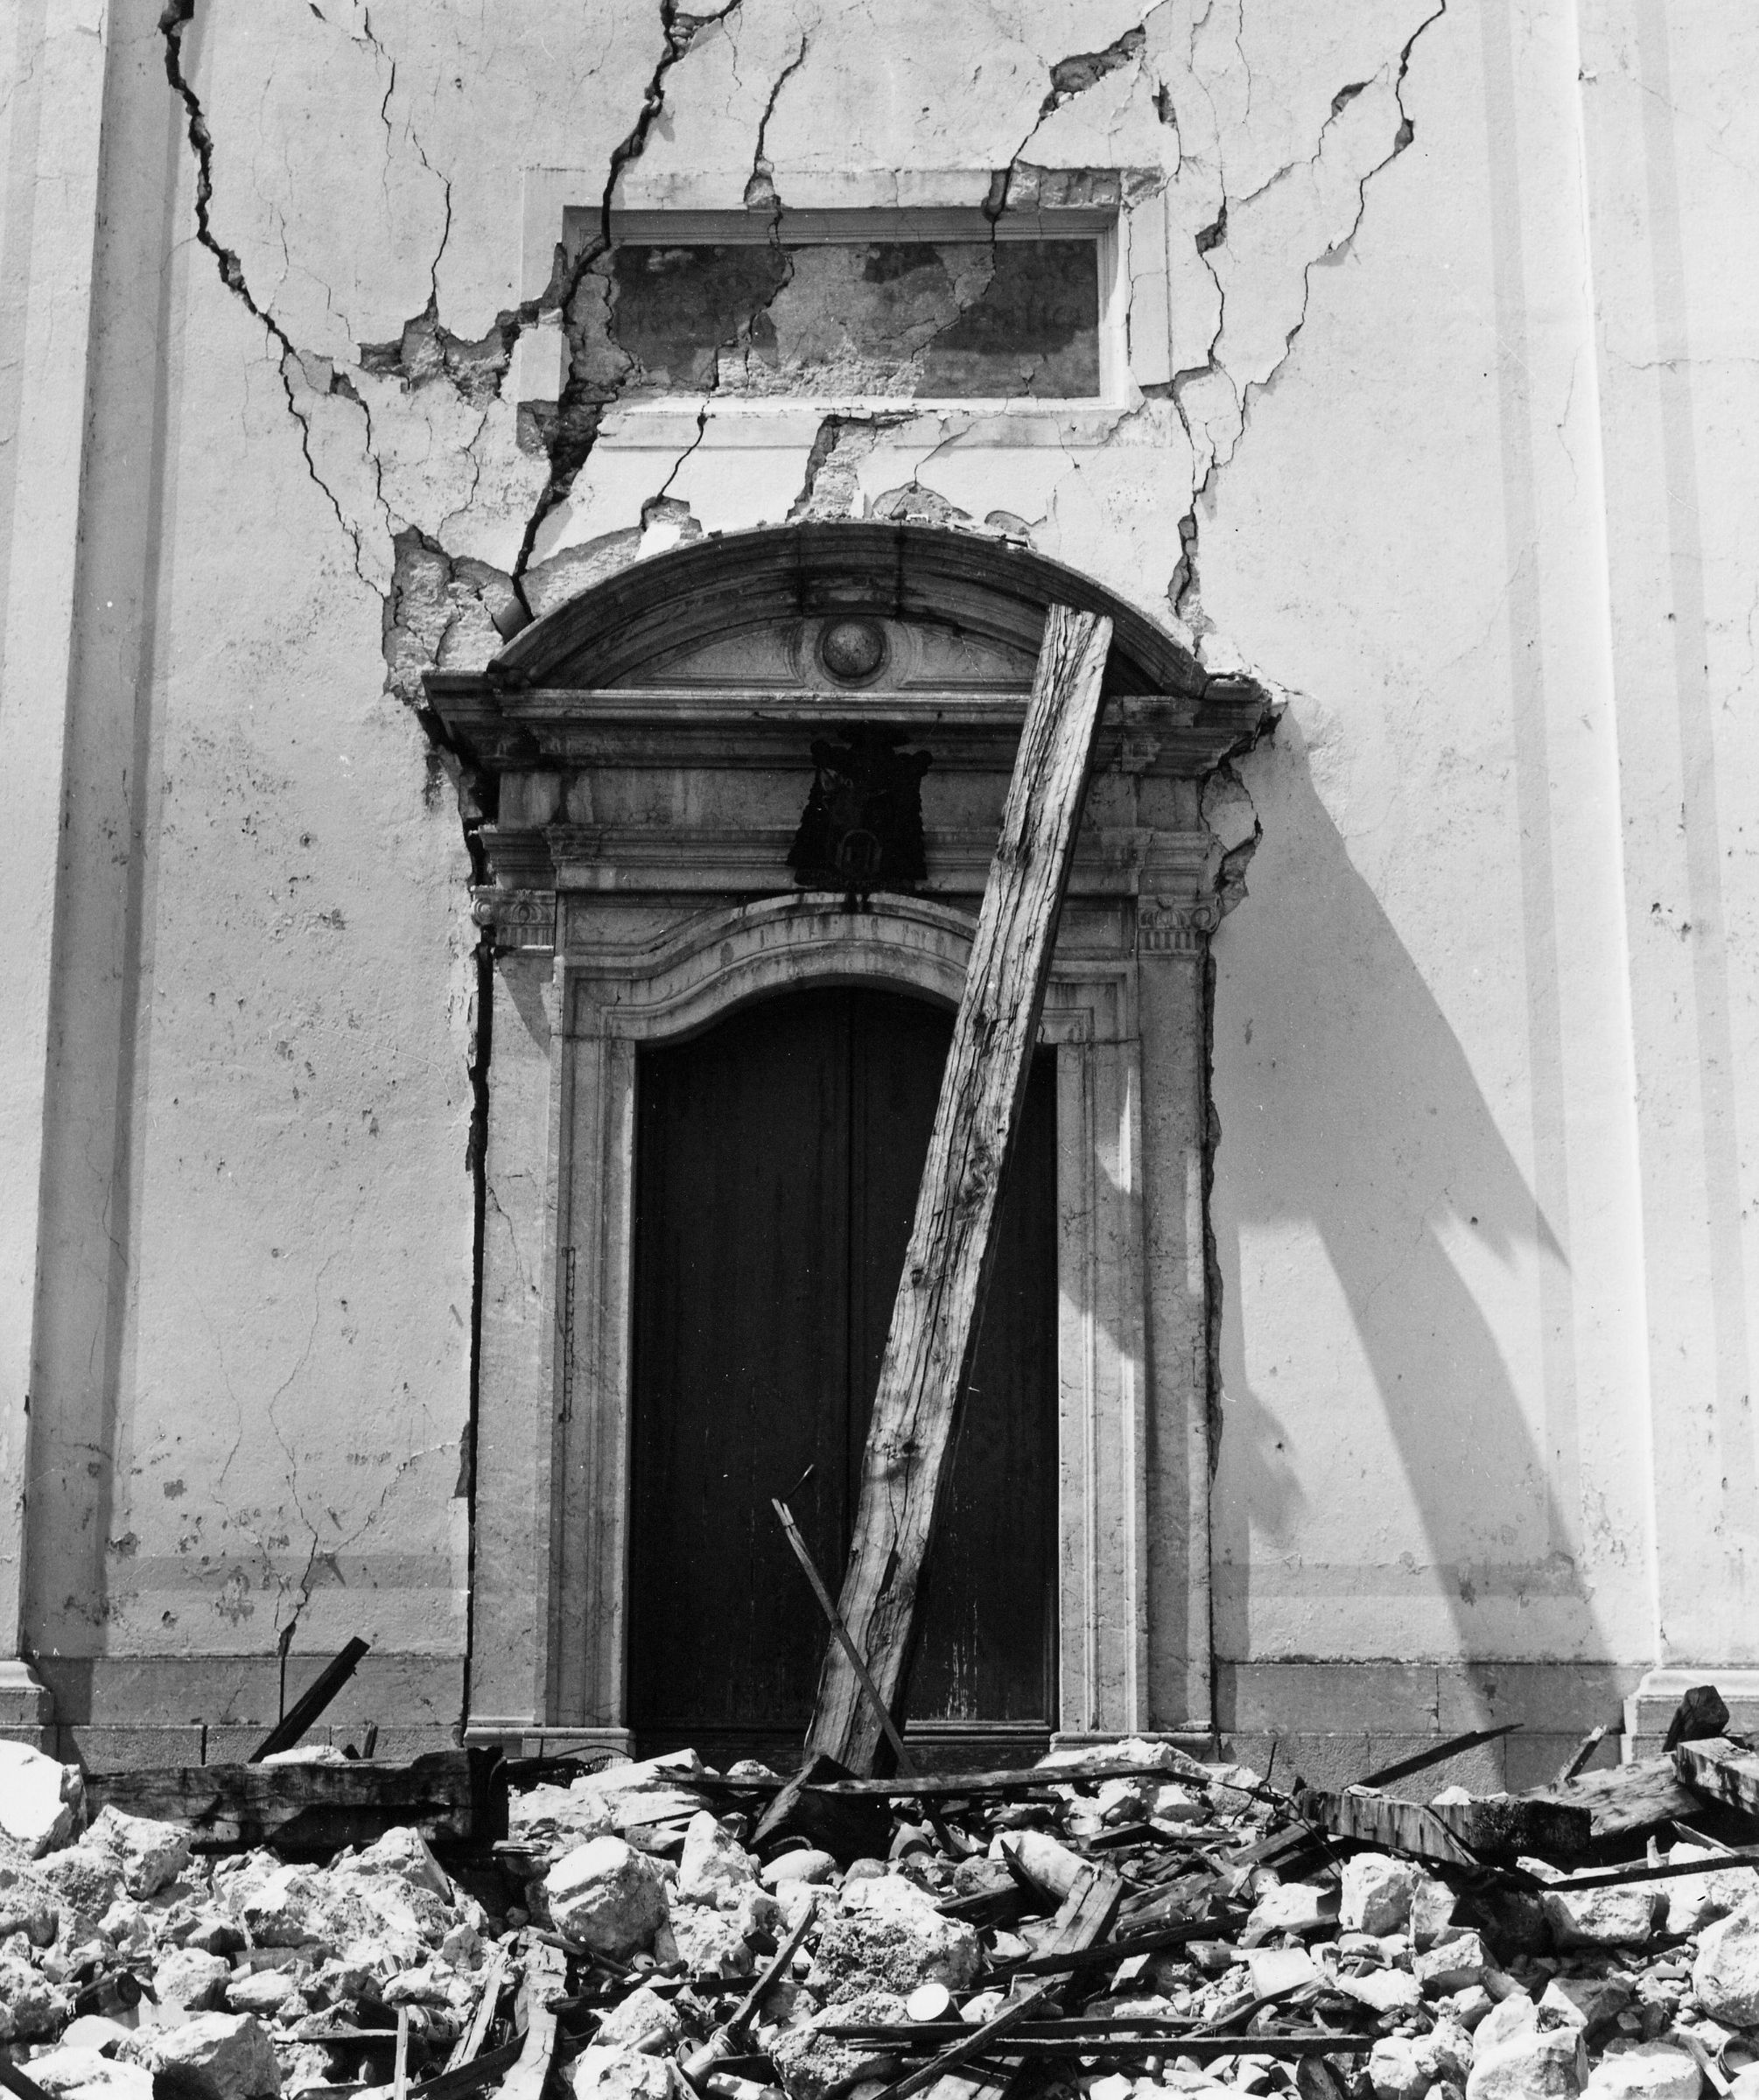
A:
[{"left": 1, "top": 1722, "right": 1757, "bottom": 2100}]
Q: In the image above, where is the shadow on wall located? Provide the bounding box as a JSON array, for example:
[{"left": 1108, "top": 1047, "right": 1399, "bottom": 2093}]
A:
[{"left": 1209, "top": 711, "right": 1603, "bottom": 1676}]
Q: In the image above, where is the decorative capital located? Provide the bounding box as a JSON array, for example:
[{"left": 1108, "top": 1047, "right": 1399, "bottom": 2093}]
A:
[
  {"left": 1138, "top": 895, "right": 1223, "bottom": 956},
  {"left": 471, "top": 887, "right": 557, "bottom": 952}
]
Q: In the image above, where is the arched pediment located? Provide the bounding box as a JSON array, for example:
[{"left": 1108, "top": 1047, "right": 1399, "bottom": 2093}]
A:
[
  {"left": 486, "top": 522, "right": 1214, "bottom": 699},
  {"left": 424, "top": 524, "right": 1270, "bottom": 794}
]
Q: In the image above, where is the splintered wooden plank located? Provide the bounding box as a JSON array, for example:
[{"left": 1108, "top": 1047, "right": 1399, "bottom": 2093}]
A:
[
  {"left": 1299, "top": 1789, "right": 1481, "bottom": 1867},
  {"left": 1675, "top": 1738, "right": 1759, "bottom": 1821},
  {"left": 501, "top": 1944, "right": 566, "bottom": 2100},
  {"left": 1305, "top": 1785, "right": 1589, "bottom": 1861},
  {"left": 1039, "top": 1863, "right": 1126, "bottom": 1954},
  {"left": 808, "top": 604, "right": 1113, "bottom": 1774},
  {"left": 921, "top": 1866, "right": 1121, "bottom": 2100},
  {"left": 1524, "top": 1754, "right": 1700, "bottom": 1841}
]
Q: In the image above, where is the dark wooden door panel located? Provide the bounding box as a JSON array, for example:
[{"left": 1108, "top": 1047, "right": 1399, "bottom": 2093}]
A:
[
  {"left": 628, "top": 992, "right": 852, "bottom": 1730},
  {"left": 627, "top": 986, "right": 1056, "bottom": 1748},
  {"left": 849, "top": 1009, "right": 1057, "bottom": 1725}
]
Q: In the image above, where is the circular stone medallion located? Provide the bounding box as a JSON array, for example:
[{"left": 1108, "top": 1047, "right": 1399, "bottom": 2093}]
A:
[{"left": 817, "top": 616, "right": 887, "bottom": 684}]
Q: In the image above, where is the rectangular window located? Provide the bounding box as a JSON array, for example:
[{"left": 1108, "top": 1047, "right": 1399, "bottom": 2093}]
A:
[{"left": 564, "top": 208, "right": 1116, "bottom": 406}]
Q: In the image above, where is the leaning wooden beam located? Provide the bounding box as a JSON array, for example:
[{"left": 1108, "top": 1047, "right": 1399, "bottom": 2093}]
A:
[
  {"left": 808, "top": 603, "right": 1113, "bottom": 1774},
  {"left": 774, "top": 1498, "right": 916, "bottom": 1777},
  {"left": 251, "top": 1635, "right": 371, "bottom": 1760}
]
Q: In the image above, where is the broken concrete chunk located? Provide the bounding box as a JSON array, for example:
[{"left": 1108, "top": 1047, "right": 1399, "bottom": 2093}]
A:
[
  {"left": 140, "top": 2012, "right": 284, "bottom": 2100},
  {"left": 676, "top": 1813, "right": 757, "bottom": 1906},
  {"left": 154, "top": 1947, "right": 234, "bottom": 2011},
  {"left": 183, "top": 1912, "right": 247, "bottom": 1957},
  {"left": 1658, "top": 1844, "right": 1759, "bottom": 1938},
  {"left": 1475, "top": 1993, "right": 1542, "bottom": 2059},
  {"left": 23, "top": 2048, "right": 155, "bottom": 2100},
  {"left": 1411, "top": 1871, "right": 1461, "bottom": 1950},
  {"left": 1370, "top": 2023, "right": 1472, "bottom": 2100},
  {"left": 545, "top": 1836, "right": 669, "bottom": 1957},
  {"left": 348, "top": 1825, "right": 454, "bottom": 1902},
  {"left": 1692, "top": 1894, "right": 1759, "bottom": 2026},
  {"left": 593, "top": 1984, "right": 684, "bottom": 2051},
  {"left": 568, "top": 2047, "right": 685, "bottom": 2100},
  {"left": 87, "top": 1805, "right": 193, "bottom": 1899},
  {"left": 1416, "top": 1931, "right": 1491, "bottom": 1996},
  {"left": 1467, "top": 2027, "right": 1588, "bottom": 2100},
  {"left": 1342, "top": 1856, "right": 1421, "bottom": 1936},
  {"left": 1239, "top": 1880, "right": 1339, "bottom": 1944},
  {"left": 224, "top": 1967, "right": 301, "bottom": 2015},
  {"left": 1581, "top": 2046, "right": 1700, "bottom": 2100},
  {"left": 0, "top": 1947, "right": 73, "bottom": 2036},
  {"left": 809, "top": 1876, "right": 979, "bottom": 1998},
  {"left": 571, "top": 1753, "right": 715, "bottom": 1837},
  {"left": 1541, "top": 1881, "right": 1666, "bottom": 1950},
  {"left": 0, "top": 1743, "right": 83, "bottom": 1857},
  {"left": 728, "top": 1883, "right": 783, "bottom": 1942},
  {"left": 1337, "top": 1965, "right": 1423, "bottom": 2015},
  {"left": 669, "top": 1901, "right": 754, "bottom": 1981},
  {"left": 1247, "top": 1946, "right": 1317, "bottom": 1997},
  {"left": 1539, "top": 1975, "right": 1634, "bottom": 2036},
  {"left": 511, "top": 1782, "right": 616, "bottom": 1854},
  {"left": 0, "top": 1848, "right": 61, "bottom": 1946},
  {"left": 771, "top": 1992, "right": 909, "bottom": 2100},
  {"left": 37, "top": 1838, "right": 126, "bottom": 1922}
]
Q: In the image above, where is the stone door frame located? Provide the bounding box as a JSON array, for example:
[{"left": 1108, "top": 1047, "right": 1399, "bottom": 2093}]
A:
[{"left": 426, "top": 522, "right": 1268, "bottom": 1754}]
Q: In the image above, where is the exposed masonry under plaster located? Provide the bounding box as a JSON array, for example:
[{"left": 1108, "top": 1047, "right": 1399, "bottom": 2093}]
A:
[{"left": 154, "top": 0, "right": 1447, "bottom": 1582}]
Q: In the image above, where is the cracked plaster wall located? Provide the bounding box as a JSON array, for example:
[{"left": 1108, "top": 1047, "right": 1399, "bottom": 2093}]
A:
[{"left": 4, "top": 0, "right": 1755, "bottom": 1749}]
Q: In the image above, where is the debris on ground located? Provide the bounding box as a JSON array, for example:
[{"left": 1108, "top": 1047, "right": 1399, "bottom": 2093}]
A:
[{"left": 4, "top": 1692, "right": 1759, "bottom": 2100}]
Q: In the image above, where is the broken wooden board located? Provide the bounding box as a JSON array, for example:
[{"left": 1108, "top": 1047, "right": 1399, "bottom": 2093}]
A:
[
  {"left": 1039, "top": 1863, "right": 1125, "bottom": 1956},
  {"left": 1522, "top": 1754, "right": 1700, "bottom": 1841},
  {"left": 809, "top": 604, "right": 1114, "bottom": 1774},
  {"left": 922, "top": 1864, "right": 1121, "bottom": 2100},
  {"left": 1675, "top": 1737, "right": 1759, "bottom": 1821},
  {"left": 1300, "top": 1783, "right": 1590, "bottom": 1863},
  {"left": 501, "top": 1944, "right": 566, "bottom": 2100},
  {"left": 85, "top": 1749, "right": 504, "bottom": 1852},
  {"left": 1296, "top": 1788, "right": 1480, "bottom": 1867}
]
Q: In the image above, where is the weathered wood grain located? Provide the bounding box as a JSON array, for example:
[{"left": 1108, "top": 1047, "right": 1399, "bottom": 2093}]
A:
[
  {"left": 84, "top": 1749, "right": 500, "bottom": 1852},
  {"left": 1675, "top": 1736, "right": 1759, "bottom": 1820},
  {"left": 500, "top": 1944, "right": 566, "bottom": 2100},
  {"left": 1524, "top": 1754, "right": 1700, "bottom": 1840},
  {"left": 1301, "top": 1783, "right": 1591, "bottom": 1861},
  {"left": 1297, "top": 1788, "right": 1481, "bottom": 1866},
  {"left": 808, "top": 604, "right": 1112, "bottom": 1773}
]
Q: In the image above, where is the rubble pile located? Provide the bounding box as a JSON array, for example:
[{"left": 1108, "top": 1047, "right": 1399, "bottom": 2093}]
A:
[{"left": 3, "top": 1713, "right": 1759, "bottom": 2100}]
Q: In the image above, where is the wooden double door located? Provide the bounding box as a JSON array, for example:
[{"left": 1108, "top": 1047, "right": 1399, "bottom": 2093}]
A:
[{"left": 627, "top": 986, "right": 1058, "bottom": 1766}]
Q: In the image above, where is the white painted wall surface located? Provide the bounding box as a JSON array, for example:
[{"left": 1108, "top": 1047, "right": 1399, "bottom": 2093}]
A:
[{"left": 4, "top": 0, "right": 1754, "bottom": 1752}]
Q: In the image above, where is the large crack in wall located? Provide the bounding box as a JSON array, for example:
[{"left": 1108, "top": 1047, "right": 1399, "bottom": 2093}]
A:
[{"left": 154, "top": 0, "right": 1448, "bottom": 1648}]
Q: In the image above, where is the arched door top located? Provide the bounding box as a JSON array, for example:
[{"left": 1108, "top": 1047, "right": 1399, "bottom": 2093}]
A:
[{"left": 476, "top": 522, "right": 1248, "bottom": 704}]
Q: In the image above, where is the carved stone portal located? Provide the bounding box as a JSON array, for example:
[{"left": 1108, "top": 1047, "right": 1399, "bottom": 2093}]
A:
[{"left": 424, "top": 522, "right": 1269, "bottom": 1754}]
